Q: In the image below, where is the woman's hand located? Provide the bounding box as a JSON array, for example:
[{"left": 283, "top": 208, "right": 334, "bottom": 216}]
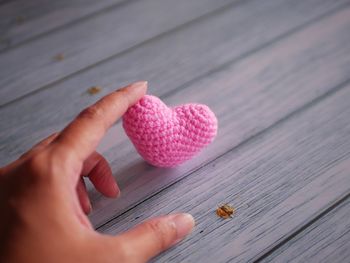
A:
[{"left": 0, "top": 82, "right": 195, "bottom": 263}]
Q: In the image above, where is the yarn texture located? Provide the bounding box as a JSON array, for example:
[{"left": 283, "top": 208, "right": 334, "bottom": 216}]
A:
[{"left": 122, "top": 95, "right": 218, "bottom": 167}]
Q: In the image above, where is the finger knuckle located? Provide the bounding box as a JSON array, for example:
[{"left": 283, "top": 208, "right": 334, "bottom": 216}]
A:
[
  {"left": 115, "top": 240, "right": 132, "bottom": 260},
  {"left": 48, "top": 132, "right": 59, "bottom": 140},
  {"left": 78, "top": 105, "right": 104, "bottom": 120},
  {"left": 24, "top": 150, "right": 60, "bottom": 185},
  {"left": 19, "top": 151, "right": 31, "bottom": 160},
  {"left": 26, "top": 152, "right": 46, "bottom": 172},
  {"left": 115, "top": 89, "right": 130, "bottom": 107},
  {"left": 146, "top": 220, "right": 177, "bottom": 251},
  {"left": 25, "top": 153, "right": 49, "bottom": 181},
  {"left": 105, "top": 237, "right": 132, "bottom": 262},
  {"left": 115, "top": 88, "right": 128, "bottom": 96}
]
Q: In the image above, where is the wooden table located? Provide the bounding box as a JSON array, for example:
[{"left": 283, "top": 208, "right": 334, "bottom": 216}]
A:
[{"left": 1, "top": 0, "right": 350, "bottom": 262}]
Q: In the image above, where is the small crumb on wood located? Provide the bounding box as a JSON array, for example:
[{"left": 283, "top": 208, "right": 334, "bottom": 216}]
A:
[
  {"left": 87, "top": 86, "right": 102, "bottom": 95},
  {"left": 15, "top": 16, "right": 25, "bottom": 25},
  {"left": 199, "top": 230, "right": 204, "bottom": 234},
  {"left": 216, "top": 204, "right": 235, "bottom": 219},
  {"left": 54, "top": 53, "right": 65, "bottom": 61},
  {"left": 0, "top": 38, "right": 10, "bottom": 47}
]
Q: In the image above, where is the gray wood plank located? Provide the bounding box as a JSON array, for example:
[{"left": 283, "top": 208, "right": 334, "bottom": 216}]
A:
[
  {"left": 99, "top": 82, "right": 350, "bottom": 263},
  {"left": 0, "top": 0, "right": 235, "bottom": 106},
  {"left": 1, "top": 0, "right": 348, "bottom": 163},
  {"left": 0, "top": 4, "right": 349, "bottom": 229},
  {"left": 260, "top": 197, "right": 350, "bottom": 263},
  {"left": 0, "top": 0, "right": 11, "bottom": 6},
  {"left": 88, "top": 5, "right": 350, "bottom": 226},
  {"left": 0, "top": 0, "right": 126, "bottom": 51},
  {"left": 7, "top": 3, "right": 350, "bottom": 232}
]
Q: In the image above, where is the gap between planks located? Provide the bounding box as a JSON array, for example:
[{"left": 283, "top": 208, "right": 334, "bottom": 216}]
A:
[
  {"left": 89, "top": 6, "right": 350, "bottom": 227},
  {"left": 258, "top": 195, "right": 350, "bottom": 263},
  {"left": 254, "top": 193, "right": 350, "bottom": 263},
  {"left": 1, "top": 2, "right": 349, "bottom": 228},
  {"left": 1, "top": 1, "right": 348, "bottom": 230},
  {"left": 1, "top": 0, "right": 349, "bottom": 157},
  {"left": 97, "top": 78, "right": 350, "bottom": 231},
  {"left": 101, "top": 80, "right": 350, "bottom": 262},
  {"left": 0, "top": 0, "right": 238, "bottom": 106},
  {"left": 1, "top": 0, "right": 348, "bottom": 107},
  {"left": 0, "top": 0, "right": 134, "bottom": 52}
]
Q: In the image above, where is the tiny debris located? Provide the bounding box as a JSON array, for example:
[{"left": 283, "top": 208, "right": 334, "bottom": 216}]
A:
[
  {"left": 216, "top": 204, "right": 235, "bottom": 219},
  {"left": 54, "top": 53, "right": 65, "bottom": 61},
  {"left": 87, "top": 86, "right": 102, "bottom": 95},
  {"left": 0, "top": 38, "right": 11, "bottom": 47},
  {"left": 15, "top": 15, "right": 25, "bottom": 25},
  {"left": 199, "top": 230, "right": 204, "bottom": 234}
]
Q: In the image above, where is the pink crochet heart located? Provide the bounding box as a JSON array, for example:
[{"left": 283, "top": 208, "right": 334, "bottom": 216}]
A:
[{"left": 122, "top": 95, "right": 218, "bottom": 167}]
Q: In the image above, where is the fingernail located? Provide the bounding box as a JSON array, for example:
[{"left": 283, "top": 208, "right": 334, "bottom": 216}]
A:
[
  {"left": 115, "top": 188, "right": 121, "bottom": 198},
  {"left": 107, "top": 185, "right": 121, "bottom": 199},
  {"left": 170, "top": 213, "right": 195, "bottom": 240},
  {"left": 86, "top": 202, "right": 92, "bottom": 214},
  {"left": 117, "top": 81, "right": 147, "bottom": 94},
  {"left": 123, "top": 81, "right": 147, "bottom": 91},
  {"left": 133, "top": 81, "right": 148, "bottom": 86},
  {"left": 112, "top": 181, "right": 121, "bottom": 198}
]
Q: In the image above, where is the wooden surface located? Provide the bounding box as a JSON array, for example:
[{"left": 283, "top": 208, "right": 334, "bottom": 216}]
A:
[
  {"left": 260, "top": 197, "right": 350, "bottom": 263},
  {"left": 0, "top": 0, "right": 126, "bottom": 51},
  {"left": 0, "top": 0, "right": 349, "bottom": 262},
  {"left": 0, "top": 0, "right": 234, "bottom": 105}
]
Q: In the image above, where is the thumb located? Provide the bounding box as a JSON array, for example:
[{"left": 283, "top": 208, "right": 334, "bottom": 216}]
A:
[{"left": 112, "top": 213, "right": 195, "bottom": 262}]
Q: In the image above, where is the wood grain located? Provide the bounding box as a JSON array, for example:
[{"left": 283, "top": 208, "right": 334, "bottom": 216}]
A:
[
  {"left": 0, "top": 4, "right": 349, "bottom": 229},
  {"left": 99, "top": 82, "right": 350, "bottom": 263},
  {"left": 0, "top": 0, "right": 235, "bottom": 106},
  {"left": 0, "top": 0, "right": 126, "bottom": 51},
  {"left": 0, "top": 0, "right": 11, "bottom": 6},
  {"left": 87, "top": 6, "right": 350, "bottom": 226},
  {"left": 1, "top": 0, "right": 348, "bottom": 163},
  {"left": 0, "top": 0, "right": 349, "bottom": 261},
  {"left": 260, "top": 197, "right": 350, "bottom": 263}
]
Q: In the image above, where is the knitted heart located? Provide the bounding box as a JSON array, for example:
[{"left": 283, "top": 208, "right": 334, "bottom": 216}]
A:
[{"left": 122, "top": 95, "right": 218, "bottom": 167}]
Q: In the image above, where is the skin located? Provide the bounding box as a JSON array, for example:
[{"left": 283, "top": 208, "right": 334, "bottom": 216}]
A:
[{"left": 0, "top": 82, "right": 195, "bottom": 263}]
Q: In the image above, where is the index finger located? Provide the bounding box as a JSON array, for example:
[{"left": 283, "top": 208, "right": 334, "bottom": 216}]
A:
[
  {"left": 53, "top": 81, "right": 147, "bottom": 162},
  {"left": 110, "top": 214, "right": 195, "bottom": 262}
]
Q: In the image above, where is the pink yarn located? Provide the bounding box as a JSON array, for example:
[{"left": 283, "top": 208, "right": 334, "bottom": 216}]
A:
[{"left": 122, "top": 95, "right": 218, "bottom": 167}]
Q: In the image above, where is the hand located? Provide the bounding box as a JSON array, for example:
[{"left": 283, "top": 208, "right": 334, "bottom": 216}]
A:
[{"left": 0, "top": 82, "right": 195, "bottom": 263}]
